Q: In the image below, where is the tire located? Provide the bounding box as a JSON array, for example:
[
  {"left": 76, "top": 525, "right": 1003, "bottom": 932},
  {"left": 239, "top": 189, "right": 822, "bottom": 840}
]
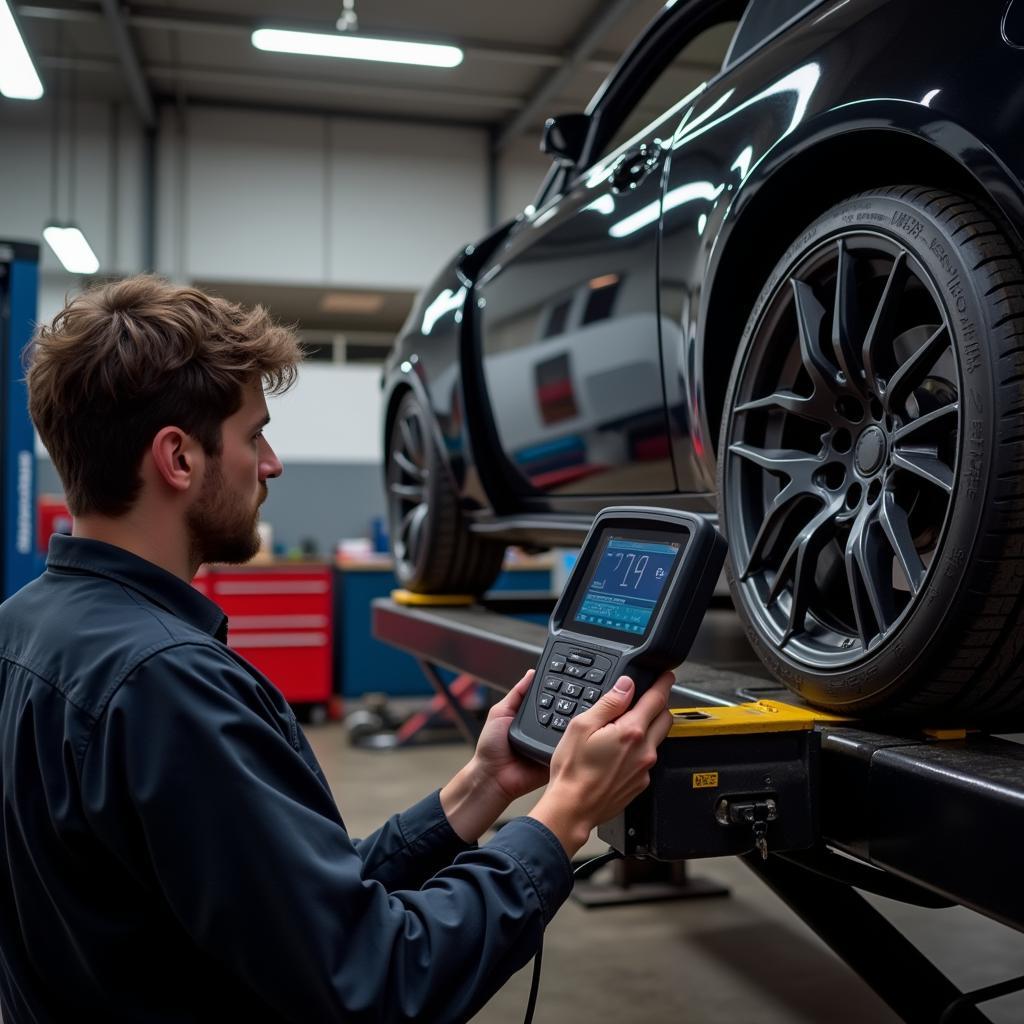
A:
[
  {"left": 717, "top": 186, "right": 1024, "bottom": 719},
  {"left": 385, "top": 389, "right": 505, "bottom": 594}
]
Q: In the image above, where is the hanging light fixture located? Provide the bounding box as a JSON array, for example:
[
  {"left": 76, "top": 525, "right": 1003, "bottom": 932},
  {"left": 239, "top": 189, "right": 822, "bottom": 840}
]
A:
[
  {"left": 252, "top": 0, "right": 462, "bottom": 69},
  {"left": 0, "top": 0, "right": 44, "bottom": 99},
  {"left": 43, "top": 61, "right": 99, "bottom": 275}
]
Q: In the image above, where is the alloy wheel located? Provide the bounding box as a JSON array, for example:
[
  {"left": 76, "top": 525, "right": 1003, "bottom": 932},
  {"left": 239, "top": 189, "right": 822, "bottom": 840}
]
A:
[
  {"left": 387, "top": 402, "right": 431, "bottom": 571},
  {"left": 723, "top": 233, "right": 960, "bottom": 669}
]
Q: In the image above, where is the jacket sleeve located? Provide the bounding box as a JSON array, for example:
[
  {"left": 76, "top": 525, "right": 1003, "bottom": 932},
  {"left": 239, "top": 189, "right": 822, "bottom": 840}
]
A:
[
  {"left": 351, "top": 790, "right": 483, "bottom": 892},
  {"left": 80, "top": 644, "right": 573, "bottom": 1024}
]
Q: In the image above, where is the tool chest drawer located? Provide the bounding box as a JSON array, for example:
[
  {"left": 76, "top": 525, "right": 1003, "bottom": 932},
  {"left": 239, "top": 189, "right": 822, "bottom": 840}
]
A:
[{"left": 193, "top": 564, "right": 334, "bottom": 707}]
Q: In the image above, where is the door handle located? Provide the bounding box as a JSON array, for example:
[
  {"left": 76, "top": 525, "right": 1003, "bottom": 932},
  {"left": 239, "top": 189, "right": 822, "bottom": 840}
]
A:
[{"left": 608, "top": 143, "right": 662, "bottom": 193}]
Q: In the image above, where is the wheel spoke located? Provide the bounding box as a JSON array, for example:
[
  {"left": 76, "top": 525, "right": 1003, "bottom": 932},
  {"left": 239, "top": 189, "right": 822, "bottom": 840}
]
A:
[
  {"left": 890, "top": 447, "right": 954, "bottom": 493},
  {"left": 844, "top": 504, "right": 896, "bottom": 640},
  {"left": 878, "top": 490, "right": 927, "bottom": 595},
  {"left": 398, "top": 416, "right": 424, "bottom": 466},
  {"left": 734, "top": 389, "right": 828, "bottom": 423},
  {"left": 765, "top": 498, "right": 840, "bottom": 642},
  {"left": 861, "top": 251, "right": 908, "bottom": 390},
  {"left": 843, "top": 553, "right": 873, "bottom": 651},
  {"left": 729, "top": 442, "right": 823, "bottom": 481},
  {"left": 883, "top": 325, "right": 950, "bottom": 415},
  {"left": 791, "top": 278, "right": 843, "bottom": 399},
  {"left": 893, "top": 401, "right": 959, "bottom": 443},
  {"left": 832, "top": 239, "right": 866, "bottom": 394},
  {"left": 389, "top": 481, "right": 425, "bottom": 501},
  {"left": 740, "top": 485, "right": 808, "bottom": 579},
  {"left": 393, "top": 449, "right": 427, "bottom": 480}
]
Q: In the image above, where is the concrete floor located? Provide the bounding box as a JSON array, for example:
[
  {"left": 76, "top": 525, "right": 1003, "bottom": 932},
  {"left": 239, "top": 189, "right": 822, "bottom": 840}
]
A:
[{"left": 306, "top": 611, "right": 1024, "bottom": 1023}]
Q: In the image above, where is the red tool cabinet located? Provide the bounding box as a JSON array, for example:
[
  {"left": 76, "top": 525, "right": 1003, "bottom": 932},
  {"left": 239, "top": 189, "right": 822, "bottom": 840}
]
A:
[{"left": 193, "top": 563, "right": 335, "bottom": 712}]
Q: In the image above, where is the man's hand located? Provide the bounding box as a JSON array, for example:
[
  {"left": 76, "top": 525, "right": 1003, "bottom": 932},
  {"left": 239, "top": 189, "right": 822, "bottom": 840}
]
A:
[
  {"left": 440, "top": 669, "right": 549, "bottom": 843},
  {"left": 528, "top": 671, "right": 674, "bottom": 857}
]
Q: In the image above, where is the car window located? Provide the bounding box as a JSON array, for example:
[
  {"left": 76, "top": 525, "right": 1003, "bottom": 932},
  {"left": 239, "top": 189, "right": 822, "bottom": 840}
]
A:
[{"left": 592, "top": 17, "right": 740, "bottom": 166}]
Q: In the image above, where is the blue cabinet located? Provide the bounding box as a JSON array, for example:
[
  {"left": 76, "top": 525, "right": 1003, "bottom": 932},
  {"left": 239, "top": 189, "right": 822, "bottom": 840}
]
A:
[{"left": 336, "top": 561, "right": 551, "bottom": 697}]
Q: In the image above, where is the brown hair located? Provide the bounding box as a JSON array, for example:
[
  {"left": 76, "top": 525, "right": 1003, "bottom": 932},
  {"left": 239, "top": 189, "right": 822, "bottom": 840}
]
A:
[{"left": 26, "top": 275, "right": 302, "bottom": 517}]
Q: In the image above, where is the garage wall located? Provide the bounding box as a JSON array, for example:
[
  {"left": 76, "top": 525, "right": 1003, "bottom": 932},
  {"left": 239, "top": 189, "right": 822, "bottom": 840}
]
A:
[
  {"left": 497, "top": 133, "right": 552, "bottom": 223},
  {"left": 157, "top": 106, "right": 491, "bottom": 290},
  {"left": 0, "top": 99, "right": 145, "bottom": 287}
]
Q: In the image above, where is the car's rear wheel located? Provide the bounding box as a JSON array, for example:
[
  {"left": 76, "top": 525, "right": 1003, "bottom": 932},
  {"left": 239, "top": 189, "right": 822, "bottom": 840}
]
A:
[
  {"left": 386, "top": 390, "right": 505, "bottom": 594},
  {"left": 718, "top": 186, "right": 1024, "bottom": 718}
]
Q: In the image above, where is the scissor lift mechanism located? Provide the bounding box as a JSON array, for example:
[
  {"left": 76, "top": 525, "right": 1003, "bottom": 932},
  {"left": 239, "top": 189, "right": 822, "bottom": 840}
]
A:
[{"left": 373, "top": 594, "right": 1024, "bottom": 1024}]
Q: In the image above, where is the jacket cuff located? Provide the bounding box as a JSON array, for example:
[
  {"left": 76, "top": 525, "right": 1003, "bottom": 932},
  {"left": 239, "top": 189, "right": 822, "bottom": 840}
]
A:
[
  {"left": 485, "top": 816, "right": 574, "bottom": 924},
  {"left": 399, "top": 789, "right": 476, "bottom": 858}
]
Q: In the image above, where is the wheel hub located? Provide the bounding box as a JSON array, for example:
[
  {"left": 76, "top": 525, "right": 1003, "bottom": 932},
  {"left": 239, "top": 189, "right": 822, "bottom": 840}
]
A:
[{"left": 854, "top": 425, "right": 887, "bottom": 475}]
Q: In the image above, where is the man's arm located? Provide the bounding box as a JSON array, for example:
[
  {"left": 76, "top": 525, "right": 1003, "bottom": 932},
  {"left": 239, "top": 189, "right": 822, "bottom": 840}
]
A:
[{"left": 81, "top": 647, "right": 572, "bottom": 1023}]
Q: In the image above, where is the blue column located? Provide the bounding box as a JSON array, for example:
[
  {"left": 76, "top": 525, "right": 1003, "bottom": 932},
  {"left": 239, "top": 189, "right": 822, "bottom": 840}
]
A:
[{"left": 1, "top": 242, "right": 40, "bottom": 599}]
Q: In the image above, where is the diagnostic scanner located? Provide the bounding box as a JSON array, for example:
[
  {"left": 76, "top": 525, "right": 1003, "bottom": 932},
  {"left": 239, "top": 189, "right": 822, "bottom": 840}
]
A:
[{"left": 510, "top": 507, "right": 727, "bottom": 763}]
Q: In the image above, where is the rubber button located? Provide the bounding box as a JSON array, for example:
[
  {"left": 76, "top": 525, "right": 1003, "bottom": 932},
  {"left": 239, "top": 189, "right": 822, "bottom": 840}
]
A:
[
  {"left": 543, "top": 676, "right": 563, "bottom": 692},
  {"left": 562, "top": 683, "right": 583, "bottom": 698},
  {"left": 538, "top": 693, "right": 554, "bottom": 708},
  {"left": 584, "top": 668, "right": 605, "bottom": 683},
  {"left": 538, "top": 711, "right": 552, "bottom": 726},
  {"left": 547, "top": 657, "right": 566, "bottom": 673},
  {"left": 551, "top": 716, "right": 569, "bottom": 731}
]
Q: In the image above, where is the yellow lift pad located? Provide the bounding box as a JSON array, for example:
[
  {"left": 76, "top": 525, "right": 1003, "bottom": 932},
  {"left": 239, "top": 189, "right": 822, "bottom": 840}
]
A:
[
  {"left": 391, "top": 589, "right": 476, "bottom": 607},
  {"left": 667, "top": 699, "right": 849, "bottom": 738}
]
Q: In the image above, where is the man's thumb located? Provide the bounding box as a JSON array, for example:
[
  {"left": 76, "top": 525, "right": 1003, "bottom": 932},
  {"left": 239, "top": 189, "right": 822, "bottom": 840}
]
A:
[{"left": 589, "top": 676, "right": 634, "bottom": 724}]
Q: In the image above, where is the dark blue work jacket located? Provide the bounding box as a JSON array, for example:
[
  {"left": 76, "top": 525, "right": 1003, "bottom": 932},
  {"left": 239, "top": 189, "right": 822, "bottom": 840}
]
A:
[{"left": 0, "top": 536, "right": 572, "bottom": 1022}]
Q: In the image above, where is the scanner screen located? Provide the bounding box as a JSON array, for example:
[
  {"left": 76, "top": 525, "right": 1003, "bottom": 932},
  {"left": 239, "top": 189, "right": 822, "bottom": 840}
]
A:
[{"left": 572, "top": 535, "right": 682, "bottom": 638}]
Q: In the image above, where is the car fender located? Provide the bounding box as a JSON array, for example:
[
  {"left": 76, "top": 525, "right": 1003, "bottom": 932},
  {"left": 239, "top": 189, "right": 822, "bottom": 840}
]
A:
[{"left": 694, "top": 97, "right": 1024, "bottom": 474}]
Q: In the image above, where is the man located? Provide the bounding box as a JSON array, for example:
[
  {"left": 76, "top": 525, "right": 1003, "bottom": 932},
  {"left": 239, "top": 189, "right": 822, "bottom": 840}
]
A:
[{"left": 0, "top": 276, "right": 674, "bottom": 1022}]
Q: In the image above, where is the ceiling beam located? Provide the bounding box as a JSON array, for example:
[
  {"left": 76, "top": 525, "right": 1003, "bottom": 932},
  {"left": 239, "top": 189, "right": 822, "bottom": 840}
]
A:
[
  {"left": 96, "top": 0, "right": 155, "bottom": 126},
  {"left": 493, "top": 0, "right": 635, "bottom": 153},
  {"left": 17, "top": 3, "right": 629, "bottom": 75},
  {"left": 38, "top": 55, "right": 524, "bottom": 112}
]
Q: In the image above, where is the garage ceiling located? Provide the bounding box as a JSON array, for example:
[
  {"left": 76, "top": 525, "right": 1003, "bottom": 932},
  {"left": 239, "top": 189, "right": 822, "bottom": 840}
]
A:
[{"left": 15, "top": 0, "right": 725, "bottom": 143}]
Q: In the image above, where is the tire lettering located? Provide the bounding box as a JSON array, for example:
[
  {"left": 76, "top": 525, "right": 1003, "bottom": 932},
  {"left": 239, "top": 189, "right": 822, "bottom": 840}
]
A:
[{"left": 891, "top": 211, "right": 924, "bottom": 239}]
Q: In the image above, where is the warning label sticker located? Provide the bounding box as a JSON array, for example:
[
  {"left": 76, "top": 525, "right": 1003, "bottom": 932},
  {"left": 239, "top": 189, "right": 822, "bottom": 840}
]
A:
[{"left": 692, "top": 772, "right": 719, "bottom": 789}]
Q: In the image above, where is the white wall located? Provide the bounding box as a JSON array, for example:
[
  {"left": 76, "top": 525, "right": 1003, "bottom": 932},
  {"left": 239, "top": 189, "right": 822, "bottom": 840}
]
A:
[
  {"left": 157, "top": 107, "right": 490, "bottom": 290},
  {"left": 266, "top": 363, "right": 382, "bottom": 464},
  {"left": 0, "top": 98, "right": 145, "bottom": 292},
  {"left": 497, "top": 132, "right": 552, "bottom": 223}
]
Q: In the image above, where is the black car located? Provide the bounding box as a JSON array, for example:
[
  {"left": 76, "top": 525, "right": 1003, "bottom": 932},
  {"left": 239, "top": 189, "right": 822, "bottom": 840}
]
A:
[{"left": 381, "top": 0, "right": 1024, "bottom": 717}]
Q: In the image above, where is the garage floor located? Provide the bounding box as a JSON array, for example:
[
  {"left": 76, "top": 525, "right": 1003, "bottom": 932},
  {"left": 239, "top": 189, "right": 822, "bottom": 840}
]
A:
[{"left": 306, "top": 612, "right": 1024, "bottom": 1023}]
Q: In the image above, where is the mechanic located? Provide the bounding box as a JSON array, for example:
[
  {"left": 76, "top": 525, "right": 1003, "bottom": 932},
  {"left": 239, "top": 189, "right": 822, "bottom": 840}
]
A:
[{"left": 0, "top": 275, "right": 675, "bottom": 1022}]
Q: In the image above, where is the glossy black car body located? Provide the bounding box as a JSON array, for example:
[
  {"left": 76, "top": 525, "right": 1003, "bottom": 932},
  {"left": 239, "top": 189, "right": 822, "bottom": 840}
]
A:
[{"left": 382, "top": 0, "right": 1024, "bottom": 712}]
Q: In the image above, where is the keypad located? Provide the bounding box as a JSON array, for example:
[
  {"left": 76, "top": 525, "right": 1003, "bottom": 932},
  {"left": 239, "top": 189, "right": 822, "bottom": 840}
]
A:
[{"left": 535, "top": 642, "right": 616, "bottom": 733}]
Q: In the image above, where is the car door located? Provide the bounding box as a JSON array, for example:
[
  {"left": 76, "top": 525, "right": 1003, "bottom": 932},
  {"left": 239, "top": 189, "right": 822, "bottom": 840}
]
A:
[{"left": 473, "top": 3, "right": 746, "bottom": 509}]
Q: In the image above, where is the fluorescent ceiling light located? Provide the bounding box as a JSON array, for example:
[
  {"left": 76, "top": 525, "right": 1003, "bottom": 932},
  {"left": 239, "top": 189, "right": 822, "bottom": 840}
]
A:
[
  {"left": 0, "top": 0, "right": 43, "bottom": 100},
  {"left": 319, "top": 291, "right": 384, "bottom": 314},
  {"left": 43, "top": 225, "right": 99, "bottom": 275},
  {"left": 251, "top": 29, "right": 463, "bottom": 68}
]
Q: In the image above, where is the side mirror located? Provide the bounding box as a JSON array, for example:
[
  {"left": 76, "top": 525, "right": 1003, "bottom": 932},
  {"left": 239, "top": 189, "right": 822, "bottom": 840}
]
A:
[{"left": 541, "top": 113, "right": 591, "bottom": 167}]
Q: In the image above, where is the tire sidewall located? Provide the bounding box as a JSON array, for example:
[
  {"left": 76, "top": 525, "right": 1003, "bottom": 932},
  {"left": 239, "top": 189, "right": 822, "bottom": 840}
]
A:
[{"left": 718, "top": 190, "right": 997, "bottom": 712}]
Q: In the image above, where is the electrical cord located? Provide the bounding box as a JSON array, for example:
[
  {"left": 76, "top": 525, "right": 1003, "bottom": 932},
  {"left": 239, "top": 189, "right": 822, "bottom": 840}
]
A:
[{"left": 521, "top": 848, "right": 624, "bottom": 1024}]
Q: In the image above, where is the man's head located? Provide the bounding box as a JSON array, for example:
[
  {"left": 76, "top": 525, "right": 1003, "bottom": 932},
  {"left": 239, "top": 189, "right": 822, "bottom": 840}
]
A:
[{"left": 27, "top": 275, "right": 302, "bottom": 562}]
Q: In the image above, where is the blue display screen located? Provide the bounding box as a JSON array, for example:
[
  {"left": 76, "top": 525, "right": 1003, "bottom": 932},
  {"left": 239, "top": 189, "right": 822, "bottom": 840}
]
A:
[{"left": 572, "top": 535, "right": 682, "bottom": 638}]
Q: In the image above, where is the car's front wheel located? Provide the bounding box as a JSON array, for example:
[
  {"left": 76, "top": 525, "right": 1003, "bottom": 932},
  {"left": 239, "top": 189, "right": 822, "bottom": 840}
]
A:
[
  {"left": 719, "top": 186, "right": 1024, "bottom": 718},
  {"left": 385, "top": 389, "right": 505, "bottom": 594}
]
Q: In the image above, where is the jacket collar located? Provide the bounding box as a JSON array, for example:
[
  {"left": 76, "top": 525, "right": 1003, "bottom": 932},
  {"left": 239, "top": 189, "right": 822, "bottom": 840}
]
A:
[{"left": 46, "top": 534, "right": 228, "bottom": 642}]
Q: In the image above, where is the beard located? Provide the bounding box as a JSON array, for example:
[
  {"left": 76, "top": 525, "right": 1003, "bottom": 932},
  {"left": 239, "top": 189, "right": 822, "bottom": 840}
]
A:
[{"left": 187, "top": 456, "right": 264, "bottom": 566}]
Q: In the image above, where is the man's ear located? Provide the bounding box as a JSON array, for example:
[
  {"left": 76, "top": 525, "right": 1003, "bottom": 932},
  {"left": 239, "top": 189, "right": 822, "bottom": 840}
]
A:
[{"left": 149, "top": 426, "right": 201, "bottom": 494}]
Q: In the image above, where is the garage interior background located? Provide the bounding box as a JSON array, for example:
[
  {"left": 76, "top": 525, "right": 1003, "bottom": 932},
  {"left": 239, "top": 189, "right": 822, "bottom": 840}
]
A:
[{"left": 0, "top": 0, "right": 724, "bottom": 557}]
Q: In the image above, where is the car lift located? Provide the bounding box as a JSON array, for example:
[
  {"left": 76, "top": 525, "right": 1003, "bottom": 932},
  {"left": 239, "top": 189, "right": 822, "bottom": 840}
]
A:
[{"left": 373, "top": 592, "right": 1024, "bottom": 1024}]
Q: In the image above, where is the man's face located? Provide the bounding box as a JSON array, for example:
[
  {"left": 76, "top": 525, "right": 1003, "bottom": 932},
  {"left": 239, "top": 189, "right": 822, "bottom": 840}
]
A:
[{"left": 187, "top": 381, "right": 283, "bottom": 565}]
